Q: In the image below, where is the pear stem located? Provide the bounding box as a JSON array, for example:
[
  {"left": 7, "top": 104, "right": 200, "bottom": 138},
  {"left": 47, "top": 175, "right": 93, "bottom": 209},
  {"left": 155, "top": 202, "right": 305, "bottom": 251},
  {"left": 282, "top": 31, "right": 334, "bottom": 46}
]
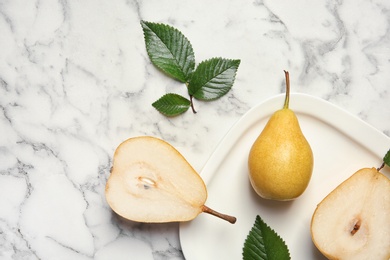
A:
[
  {"left": 283, "top": 70, "right": 290, "bottom": 109},
  {"left": 202, "top": 205, "right": 237, "bottom": 224}
]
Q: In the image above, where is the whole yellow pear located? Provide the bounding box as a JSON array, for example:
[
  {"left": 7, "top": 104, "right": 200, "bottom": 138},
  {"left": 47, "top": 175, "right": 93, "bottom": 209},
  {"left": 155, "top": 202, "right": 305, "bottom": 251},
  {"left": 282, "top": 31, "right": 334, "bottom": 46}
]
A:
[{"left": 248, "top": 71, "right": 313, "bottom": 200}]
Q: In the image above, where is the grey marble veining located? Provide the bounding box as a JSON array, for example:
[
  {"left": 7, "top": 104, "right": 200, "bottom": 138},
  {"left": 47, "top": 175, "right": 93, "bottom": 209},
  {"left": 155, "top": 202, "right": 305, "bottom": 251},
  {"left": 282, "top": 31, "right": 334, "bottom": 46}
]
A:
[{"left": 0, "top": 0, "right": 389, "bottom": 259}]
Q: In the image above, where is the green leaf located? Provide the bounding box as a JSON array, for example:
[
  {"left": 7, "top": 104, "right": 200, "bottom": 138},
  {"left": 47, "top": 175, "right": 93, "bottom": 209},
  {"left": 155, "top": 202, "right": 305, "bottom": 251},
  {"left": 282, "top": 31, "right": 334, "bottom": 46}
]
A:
[
  {"left": 383, "top": 149, "right": 390, "bottom": 167},
  {"left": 152, "top": 93, "right": 191, "bottom": 117},
  {"left": 141, "top": 21, "right": 195, "bottom": 83},
  {"left": 243, "top": 215, "right": 290, "bottom": 260},
  {"left": 188, "top": 58, "right": 240, "bottom": 100}
]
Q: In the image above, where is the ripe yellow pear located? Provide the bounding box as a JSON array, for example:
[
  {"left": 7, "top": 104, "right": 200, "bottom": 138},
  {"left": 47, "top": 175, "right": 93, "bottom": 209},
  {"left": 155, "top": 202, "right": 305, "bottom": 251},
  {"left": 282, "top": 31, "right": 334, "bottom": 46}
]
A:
[{"left": 248, "top": 71, "right": 313, "bottom": 200}]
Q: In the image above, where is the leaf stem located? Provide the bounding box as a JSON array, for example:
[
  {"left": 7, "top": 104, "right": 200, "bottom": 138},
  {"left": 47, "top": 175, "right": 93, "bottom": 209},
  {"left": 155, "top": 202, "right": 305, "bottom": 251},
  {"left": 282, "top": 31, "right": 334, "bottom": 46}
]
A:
[
  {"left": 283, "top": 70, "right": 290, "bottom": 109},
  {"left": 202, "top": 205, "right": 236, "bottom": 224},
  {"left": 190, "top": 95, "right": 197, "bottom": 114},
  {"left": 377, "top": 162, "right": 385, "bottom": 171}
]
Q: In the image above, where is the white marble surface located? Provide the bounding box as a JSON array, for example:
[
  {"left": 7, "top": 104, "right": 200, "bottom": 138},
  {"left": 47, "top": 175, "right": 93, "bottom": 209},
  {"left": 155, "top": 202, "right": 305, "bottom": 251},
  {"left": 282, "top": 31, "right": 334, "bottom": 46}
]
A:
[{"left": 0, "top": 0, "right": 389, "bottom": 259}]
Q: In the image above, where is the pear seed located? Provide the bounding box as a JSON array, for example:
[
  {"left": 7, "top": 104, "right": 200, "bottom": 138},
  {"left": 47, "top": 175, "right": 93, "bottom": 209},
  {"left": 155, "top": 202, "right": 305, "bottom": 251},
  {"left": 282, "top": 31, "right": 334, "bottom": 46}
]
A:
[
  {"left": 350, "top": 220, "right": 361, "bottom": 235},
  {"left": 138, "top": 176, "right": 156, "bottom": 189}
]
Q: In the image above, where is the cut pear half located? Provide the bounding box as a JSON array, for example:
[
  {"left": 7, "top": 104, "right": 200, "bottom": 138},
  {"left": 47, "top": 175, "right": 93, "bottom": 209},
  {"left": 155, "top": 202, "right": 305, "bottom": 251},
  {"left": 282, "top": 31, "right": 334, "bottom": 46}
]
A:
[
  {"left": 311, "top": 167, "right": 390, "bottom": 259},
  {"left": 105, "top": 136, "right": 236, "bottom": 224}
]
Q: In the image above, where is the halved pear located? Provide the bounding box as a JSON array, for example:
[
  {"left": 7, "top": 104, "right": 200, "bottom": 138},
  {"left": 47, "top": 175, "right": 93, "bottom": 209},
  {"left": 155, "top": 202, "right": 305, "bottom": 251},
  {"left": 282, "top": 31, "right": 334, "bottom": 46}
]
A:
[
  {"left": 311, "top": 167, "right": 390, "bottom": 259},
  {"left": 105, "top": 136, "right": 236, "bottom": 224}
]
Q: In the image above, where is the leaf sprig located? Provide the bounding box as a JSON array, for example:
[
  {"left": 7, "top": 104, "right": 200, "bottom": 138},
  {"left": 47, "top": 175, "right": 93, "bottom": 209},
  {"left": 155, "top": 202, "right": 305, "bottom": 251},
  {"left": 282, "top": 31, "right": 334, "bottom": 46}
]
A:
[
  {"left": 243, "top": 215, "right": 291, "bottom": 260},
  {"left": 141, "top": 21, "right": 240, "bottom": 116}
]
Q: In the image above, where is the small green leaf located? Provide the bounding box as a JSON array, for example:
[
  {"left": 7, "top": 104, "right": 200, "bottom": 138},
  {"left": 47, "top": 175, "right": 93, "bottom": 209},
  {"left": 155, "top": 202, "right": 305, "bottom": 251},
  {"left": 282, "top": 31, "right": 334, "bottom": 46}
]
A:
[
  {"left": 141, "top": 21, "right": 195, "bottom": 83},
  {"left": 383, "top": 149, "right": 390, "bottom": 168},
  {"left": 243, "top": 215, "right": 290, "bottom": 260},
  {"left": 152, "top": 93, "right": 191, "bottom": 117},
  {"left": 188, "top": 58, "right": 240, "bottom": 100}
]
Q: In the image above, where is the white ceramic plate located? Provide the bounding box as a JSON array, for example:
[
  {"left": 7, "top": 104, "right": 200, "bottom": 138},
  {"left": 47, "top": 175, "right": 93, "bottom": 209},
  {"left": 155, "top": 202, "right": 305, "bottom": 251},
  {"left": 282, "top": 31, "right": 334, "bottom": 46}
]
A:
[{"left": 179, "top": 93, "right": 390, "bottom": 260}]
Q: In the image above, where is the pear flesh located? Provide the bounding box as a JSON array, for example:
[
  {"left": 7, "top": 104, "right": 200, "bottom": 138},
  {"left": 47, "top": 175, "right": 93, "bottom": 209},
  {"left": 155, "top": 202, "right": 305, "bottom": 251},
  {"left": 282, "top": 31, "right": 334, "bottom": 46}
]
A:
[
  {"left": 105, "top": 136, "right": 236, "bottom": 224},
  {"left": 248, "top": 71, "right": 314, "bottom": 200},
  {"left": 311, "top": 167, "right": 390, "bottom": 259}
]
